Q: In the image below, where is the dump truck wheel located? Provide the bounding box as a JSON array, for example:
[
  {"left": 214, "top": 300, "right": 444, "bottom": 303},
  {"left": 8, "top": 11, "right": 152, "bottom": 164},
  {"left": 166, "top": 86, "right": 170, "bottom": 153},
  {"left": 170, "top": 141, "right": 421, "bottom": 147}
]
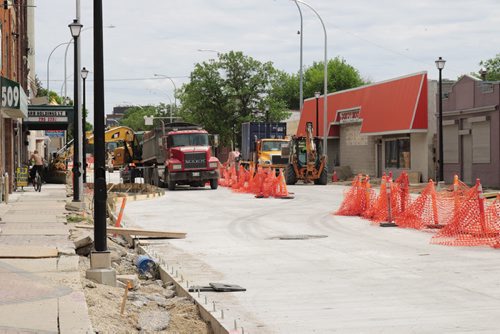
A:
[
  {"left": 210, "top": 178, "right": 219, "bottom": 190},
  {"left": 285, "top": 164, "right": 297, "bottom": 185}
]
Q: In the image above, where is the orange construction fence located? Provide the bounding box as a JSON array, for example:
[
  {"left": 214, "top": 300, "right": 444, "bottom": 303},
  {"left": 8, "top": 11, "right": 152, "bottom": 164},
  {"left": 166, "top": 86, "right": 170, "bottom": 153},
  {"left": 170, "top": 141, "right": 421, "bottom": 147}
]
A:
[
  {"left": 219, "top": 164, "right": 293, "bottom": 199},
  {"left": 431, "top": 179, "right": 500, "bottom": 247}
]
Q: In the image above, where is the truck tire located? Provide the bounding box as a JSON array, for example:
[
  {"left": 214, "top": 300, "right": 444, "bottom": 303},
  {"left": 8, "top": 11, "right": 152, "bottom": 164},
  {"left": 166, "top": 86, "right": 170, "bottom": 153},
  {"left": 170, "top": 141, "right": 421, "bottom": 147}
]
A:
[
  {"left": 314, "top": 165, "right": 328, "bottom": 185},
  {"left": 285, "top": 164, "right": 297, "bottom": 185},
  {"left": 166, "top": 173, "right": 176, "bottom": 190},
  {"left": 152, "top": 168, "right": 159, "bottom": 187},
  {"left": 210, "top": 178, "right": 219, "bottom": 190}
]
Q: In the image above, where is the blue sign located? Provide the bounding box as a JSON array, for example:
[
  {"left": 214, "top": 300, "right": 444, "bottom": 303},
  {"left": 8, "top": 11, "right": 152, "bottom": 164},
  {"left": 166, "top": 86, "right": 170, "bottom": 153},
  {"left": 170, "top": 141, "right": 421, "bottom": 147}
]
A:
[{"left": 46, "top": 130, "right": 65, "bottom": 138}]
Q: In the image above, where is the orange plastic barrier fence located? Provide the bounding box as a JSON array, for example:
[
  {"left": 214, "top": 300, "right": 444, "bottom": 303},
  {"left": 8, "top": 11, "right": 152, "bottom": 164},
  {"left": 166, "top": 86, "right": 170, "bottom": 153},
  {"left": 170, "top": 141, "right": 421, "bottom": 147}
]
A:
[
  {"left": 336, "top": 174, "right": 375, "bottom": 216},
  {"left": 219, "top": 164, "right": 293, "bottom": 199},
  {"left": 431, "top": 179, "right": 500, "bottom": 247}
]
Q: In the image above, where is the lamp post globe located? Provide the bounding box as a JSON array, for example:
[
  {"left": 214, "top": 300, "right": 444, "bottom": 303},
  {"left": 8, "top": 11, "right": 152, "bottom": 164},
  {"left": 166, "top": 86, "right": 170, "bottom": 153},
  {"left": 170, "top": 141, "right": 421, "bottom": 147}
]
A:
[
  {"left": 69, "top": 19, "right": 83, "bottom": 38},
  {"left": 435, "top": 56, "right": 446, "bottom": 183}
]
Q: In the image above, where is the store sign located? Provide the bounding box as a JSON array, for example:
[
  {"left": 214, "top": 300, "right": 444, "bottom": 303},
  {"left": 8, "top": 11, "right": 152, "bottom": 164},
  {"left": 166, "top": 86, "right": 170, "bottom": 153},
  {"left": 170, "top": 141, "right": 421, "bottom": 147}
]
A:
[
  {"left": 46, "top": 130, "right": 65, "bottom": 138},
  {"left": 0, "top": 76, "right": 28, "bottom": 118},
  {"left": 338, "top": 110, "right": 361, "bottom": 124},
  {"left": 27, "top": 110, "right": 68, "bottom": 123}
]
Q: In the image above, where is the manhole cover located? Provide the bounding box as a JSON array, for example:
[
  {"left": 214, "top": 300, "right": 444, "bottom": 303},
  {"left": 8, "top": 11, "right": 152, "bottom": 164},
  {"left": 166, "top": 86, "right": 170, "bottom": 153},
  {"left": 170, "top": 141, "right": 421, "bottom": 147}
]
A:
[{"left": 270, "top": 234, "right": 328, "bottom": 240}]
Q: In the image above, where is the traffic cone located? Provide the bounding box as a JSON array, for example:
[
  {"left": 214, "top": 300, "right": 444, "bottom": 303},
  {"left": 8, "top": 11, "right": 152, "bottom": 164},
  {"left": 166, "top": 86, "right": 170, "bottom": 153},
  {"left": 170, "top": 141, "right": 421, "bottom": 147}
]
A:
[{"left": 332, "top": 171, "right": 338, "bottom": 182}]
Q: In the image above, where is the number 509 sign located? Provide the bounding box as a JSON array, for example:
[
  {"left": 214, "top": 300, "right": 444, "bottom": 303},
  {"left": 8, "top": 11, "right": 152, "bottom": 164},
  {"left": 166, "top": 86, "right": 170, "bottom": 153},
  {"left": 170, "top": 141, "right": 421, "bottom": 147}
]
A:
[{"left": 1, "top": 85, "right": 20, "bottom": 109}]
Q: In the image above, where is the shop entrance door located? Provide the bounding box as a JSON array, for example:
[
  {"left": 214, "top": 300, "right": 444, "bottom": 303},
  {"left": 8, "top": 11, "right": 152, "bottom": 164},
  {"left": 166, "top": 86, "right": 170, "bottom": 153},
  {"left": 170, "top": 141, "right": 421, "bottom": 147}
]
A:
[{"left": 462, "top": 134, "right": 472, "bottom": 184}]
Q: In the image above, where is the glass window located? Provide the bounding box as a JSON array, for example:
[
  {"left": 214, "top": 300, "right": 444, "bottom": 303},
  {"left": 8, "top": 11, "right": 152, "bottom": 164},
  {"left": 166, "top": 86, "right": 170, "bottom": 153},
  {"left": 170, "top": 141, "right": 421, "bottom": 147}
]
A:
[
  {"left": 385, "top": 138, "right": 410, "bottom": 169},
  {"left": 170, "top": 133, "right": 209, "bottom": 147},
  {"left": 262, "top": 141, "right": 285, "bottom": 151}
]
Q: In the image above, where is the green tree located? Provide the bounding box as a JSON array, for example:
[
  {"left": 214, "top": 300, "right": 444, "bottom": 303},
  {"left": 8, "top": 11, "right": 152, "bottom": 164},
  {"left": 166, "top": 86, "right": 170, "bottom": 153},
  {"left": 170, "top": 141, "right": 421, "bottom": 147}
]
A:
[
  {"left": 178, "top": 51, "right": 290, "bottom": 148},
  {"left": 119, "top": 104, "right": 174, "bottom": 131},
  {"left": 278, "top": 57, "right": 366, "bottom": 110},
  {"left": 303, "top": 57, "right": 366, "bottom": 99},
  {"left": 479, "top": 54, "right": 500, "bottom": 81},
  {"left": 35, "top": 75, "right": 67, "bottom": 105}
]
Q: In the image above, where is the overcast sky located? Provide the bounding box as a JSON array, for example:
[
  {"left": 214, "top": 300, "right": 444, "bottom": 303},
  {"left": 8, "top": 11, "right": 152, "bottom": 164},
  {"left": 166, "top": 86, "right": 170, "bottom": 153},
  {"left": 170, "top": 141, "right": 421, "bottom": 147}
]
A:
[{"left": 35, "top": 0, "right": 500, "bottom": 123}]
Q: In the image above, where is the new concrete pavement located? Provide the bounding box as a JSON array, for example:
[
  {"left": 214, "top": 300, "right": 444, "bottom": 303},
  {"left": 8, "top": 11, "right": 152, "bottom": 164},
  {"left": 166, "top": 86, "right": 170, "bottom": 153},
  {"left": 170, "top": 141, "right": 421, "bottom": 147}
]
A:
[
  {"left": 0, "top": 184, "right": 92, "bottom": 333},
  {"left": 124, "top": 184, "right": 500, "bottom": 334}
]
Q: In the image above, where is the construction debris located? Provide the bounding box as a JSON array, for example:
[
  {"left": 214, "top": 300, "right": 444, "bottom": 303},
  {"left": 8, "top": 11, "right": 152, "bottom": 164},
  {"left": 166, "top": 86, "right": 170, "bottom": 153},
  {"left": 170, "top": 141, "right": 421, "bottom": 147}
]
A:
[{"left": 74, "top": 224, "right": 186, "bottom": 239}]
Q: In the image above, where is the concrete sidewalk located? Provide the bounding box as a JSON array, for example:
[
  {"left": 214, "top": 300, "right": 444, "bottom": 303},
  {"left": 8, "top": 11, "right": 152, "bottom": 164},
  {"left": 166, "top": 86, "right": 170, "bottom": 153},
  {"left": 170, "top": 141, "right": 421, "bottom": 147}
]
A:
[{"left": 0, "top": 184, "right": 92, "bottom": 333}]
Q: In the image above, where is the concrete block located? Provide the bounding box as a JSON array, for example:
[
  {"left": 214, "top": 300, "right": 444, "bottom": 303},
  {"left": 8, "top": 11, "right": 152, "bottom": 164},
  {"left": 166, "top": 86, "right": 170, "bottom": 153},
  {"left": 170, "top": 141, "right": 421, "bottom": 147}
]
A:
[
  {"left": 116, "top": 274, "right": 139, "bottom": 288},
  {"left": 90, "top": 251, "right": 111, "bottom": 269},
  {"left": 57, "top": 255, "right": 79, "bottom": 272},
  {"left": 86, "top": 268, "right": 116, "bottom": 287},
  {"left": 73, "top": 233, "right": 93, "bottom": 249}
]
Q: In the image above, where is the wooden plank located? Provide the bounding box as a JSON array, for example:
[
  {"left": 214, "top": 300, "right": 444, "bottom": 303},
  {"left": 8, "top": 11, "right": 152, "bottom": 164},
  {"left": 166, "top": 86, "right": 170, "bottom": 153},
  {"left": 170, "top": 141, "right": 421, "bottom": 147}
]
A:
[
  {"left": 74, "top": 224, "right": 186, "bottom": 239},
  {"left": 0, "top": 246, "right": 58, "bottom": 258}
]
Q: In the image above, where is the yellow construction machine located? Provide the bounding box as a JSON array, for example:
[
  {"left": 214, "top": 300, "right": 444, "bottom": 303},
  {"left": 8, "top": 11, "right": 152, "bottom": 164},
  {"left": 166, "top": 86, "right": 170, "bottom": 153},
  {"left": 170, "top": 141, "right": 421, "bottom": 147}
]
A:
[
  {"left": 87, "top": 126, "right": 141, "bottom": 171},
  {"left": 284, "top": 122, "right": 328, "bottom": 185}
]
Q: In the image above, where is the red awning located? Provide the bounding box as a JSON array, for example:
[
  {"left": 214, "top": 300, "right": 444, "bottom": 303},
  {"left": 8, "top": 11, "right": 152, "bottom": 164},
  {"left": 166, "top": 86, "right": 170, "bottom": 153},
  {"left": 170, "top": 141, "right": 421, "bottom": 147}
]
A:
[{"left": 297, "top": 72, "right": 428, "bottom": 137}]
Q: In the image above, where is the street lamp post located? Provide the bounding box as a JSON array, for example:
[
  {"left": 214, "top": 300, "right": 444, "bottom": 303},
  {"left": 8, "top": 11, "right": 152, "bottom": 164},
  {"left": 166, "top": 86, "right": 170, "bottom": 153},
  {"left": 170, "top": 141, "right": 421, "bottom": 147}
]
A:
[
  {"left": 46, "top": 42, "right": 71, "bottom": 98},
  {"left": 81, "top": 67, "right": 89, "bottom": 183},
  {"left": 62, "top": 25, "right": 115, "bottom": 102},
  {"left": 154, "top": 74, "right": 177, "bottom": 112},
  {"left": 69, "top": 19, "right": 83, "bottom": 202},
  {"left": 435, "top": 56, "right": 446, "bottom": 182},
  {"left": 294, "top": 0, "right": 328, "bottom": 154},
  {"left": 314, "top": 91, "right": 320, "bottom": 137},
  {"left": 292, "top": 0, "right": 304, "bottom": 113}
]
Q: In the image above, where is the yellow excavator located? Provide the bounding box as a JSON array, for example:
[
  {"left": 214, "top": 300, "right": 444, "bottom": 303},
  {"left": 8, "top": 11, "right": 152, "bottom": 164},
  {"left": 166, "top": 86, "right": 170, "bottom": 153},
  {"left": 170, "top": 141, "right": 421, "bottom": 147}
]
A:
[
  {"left": 284, "top": 122, "right": 328, "bottom": 185},
  {"left": 87, "top": 126, "right": 141, "bottom": 172}
]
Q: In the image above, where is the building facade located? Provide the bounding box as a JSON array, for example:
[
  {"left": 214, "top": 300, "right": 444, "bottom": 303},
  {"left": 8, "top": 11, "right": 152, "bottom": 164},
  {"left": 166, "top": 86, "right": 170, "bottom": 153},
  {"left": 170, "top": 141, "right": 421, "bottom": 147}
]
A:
[
  {"left": 442, "top": 75, "right": 499, "bottom": 188},
  {"left": 298, "top": 72, "right": 438, "bottom": 182},
  {"left": 0, "top": 1, "right": 30, "bottom": 195}
]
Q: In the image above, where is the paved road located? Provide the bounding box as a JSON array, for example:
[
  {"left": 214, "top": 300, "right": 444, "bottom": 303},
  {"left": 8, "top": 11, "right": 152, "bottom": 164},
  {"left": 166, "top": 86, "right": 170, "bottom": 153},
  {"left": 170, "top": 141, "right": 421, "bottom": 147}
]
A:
[{"left": 124, "top": 184, "right": 500, "bottom": 334}]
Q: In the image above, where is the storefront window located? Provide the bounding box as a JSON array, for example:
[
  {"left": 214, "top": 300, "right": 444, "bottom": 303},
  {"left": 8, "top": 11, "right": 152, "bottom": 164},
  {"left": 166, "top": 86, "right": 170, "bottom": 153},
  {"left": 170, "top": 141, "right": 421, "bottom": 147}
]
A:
[{"left": 385, "top": 138, "right": 410, "bottom": 169}]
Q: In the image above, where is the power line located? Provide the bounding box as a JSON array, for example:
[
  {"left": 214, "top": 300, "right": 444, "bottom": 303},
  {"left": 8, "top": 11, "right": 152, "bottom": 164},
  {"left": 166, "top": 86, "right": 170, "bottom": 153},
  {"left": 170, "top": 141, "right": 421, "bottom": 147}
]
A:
[{"left": 37, "top": 76, "right": 191, "bottom": 83}]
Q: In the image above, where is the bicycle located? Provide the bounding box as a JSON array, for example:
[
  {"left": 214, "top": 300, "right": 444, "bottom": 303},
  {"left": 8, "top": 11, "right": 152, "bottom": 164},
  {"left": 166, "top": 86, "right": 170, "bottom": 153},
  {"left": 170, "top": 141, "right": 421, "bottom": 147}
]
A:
[{"left": 33, "top": 169, "right": 42, "bottom": 192}]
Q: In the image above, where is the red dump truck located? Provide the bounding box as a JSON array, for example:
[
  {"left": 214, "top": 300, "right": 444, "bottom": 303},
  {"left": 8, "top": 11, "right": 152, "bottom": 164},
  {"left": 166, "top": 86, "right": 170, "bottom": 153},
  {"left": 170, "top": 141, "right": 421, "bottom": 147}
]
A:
[{"left": 127, "top": 122, "right": 220, "bottom": 190}]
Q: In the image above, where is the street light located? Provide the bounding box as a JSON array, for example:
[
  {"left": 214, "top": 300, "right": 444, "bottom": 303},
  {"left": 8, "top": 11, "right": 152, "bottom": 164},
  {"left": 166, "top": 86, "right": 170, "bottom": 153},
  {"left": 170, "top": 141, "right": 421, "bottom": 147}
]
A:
[
  {"left": 62, "top": 25, "right": 115, "bottom": 101},
  {"left": 294, "top": 0, "right": 328, "bottom": 155},
  {"left": 314, "top": 91, "right": 320, "bottom": 137},
  {"left": 46, "top": 42, "right": 71, "bottom": 98},
  {"left": 292, "top": 1, "right": 304, "bottom": 113},
  {"left": 154, "top": 73, "right": 177, "bottom": 112},
  {"left": 435, "top": 56, "right": 446, "bottom": 183},
  {"left": 69, "top": 18, "right": 82, "bottom": 202},
  {"left": 81, "top": 67, "right": 89, "bottom": 183}
]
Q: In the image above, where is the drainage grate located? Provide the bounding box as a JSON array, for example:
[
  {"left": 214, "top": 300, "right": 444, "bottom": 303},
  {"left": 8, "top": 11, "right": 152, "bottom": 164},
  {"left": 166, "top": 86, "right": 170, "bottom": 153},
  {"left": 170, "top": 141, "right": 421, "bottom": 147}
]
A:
[{"left": 270, "top": 234, "right": 328, "bottom": 240}]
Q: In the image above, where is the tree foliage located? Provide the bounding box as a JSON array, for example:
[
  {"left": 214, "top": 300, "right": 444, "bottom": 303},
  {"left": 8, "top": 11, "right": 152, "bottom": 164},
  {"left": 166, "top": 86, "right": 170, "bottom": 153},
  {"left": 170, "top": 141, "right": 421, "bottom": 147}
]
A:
[
  {"left": 279, "top": 57, "right": 366, "bottom": 110},
  {"left": 479, "top": 54, "right": 500, "bottom": 81},
  {"left": 119, "top": 103, "right": 175, "bottom": 132},
  {"left": 177, "top": 51, "right": 290, "bottom": 148}
]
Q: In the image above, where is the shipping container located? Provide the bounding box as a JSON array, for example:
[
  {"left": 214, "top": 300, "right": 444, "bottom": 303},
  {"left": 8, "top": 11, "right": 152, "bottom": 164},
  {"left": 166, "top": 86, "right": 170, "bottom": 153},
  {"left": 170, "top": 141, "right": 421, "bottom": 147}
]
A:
[{"left": 241, "top": 122, "right": 287, "bottom": 161}]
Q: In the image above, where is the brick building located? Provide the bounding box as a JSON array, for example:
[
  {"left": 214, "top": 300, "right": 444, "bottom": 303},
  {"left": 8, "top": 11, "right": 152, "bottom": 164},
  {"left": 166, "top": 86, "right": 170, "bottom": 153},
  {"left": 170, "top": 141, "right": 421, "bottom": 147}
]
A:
[
  {"left": 0, "top": 1, "right": 30, "bottom": 195},
  {"left": 442, "top": 75, "right": 500, "bottom": 188}
]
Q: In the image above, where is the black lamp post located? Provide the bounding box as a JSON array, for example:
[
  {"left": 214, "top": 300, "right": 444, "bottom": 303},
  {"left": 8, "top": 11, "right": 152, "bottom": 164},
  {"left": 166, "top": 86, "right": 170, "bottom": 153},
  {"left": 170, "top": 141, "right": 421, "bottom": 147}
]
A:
[
  {"left": 81, "top": 67, "right": 89, "bottom": 183},
  {"left": 69, "top": 19, "right": 83, "bottom": 201},
  {"left": 435, "top": 56, "right": 446, "bottom": 182},
  {"left": 314, "top": 91, "right": 320, "bottom": 137},
  {"left": 93, "top": 0, "right": 107, "bottom": 252}
]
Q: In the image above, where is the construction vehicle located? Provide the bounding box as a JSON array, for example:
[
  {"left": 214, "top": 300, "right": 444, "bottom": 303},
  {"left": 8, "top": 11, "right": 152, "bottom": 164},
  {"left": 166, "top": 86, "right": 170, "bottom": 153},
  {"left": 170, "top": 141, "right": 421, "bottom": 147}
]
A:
[
  {"left": 128, "top": 122, "right": 220, "bottom": 190},
  {"left": 284, "top": 121, "right": 328, "bottom": 185},
  {"left": 240, "top": 122, "right": 289, "bottom": 170},
  {"left": 87, "top": 126, "right": 141, "bottom": 172}
]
